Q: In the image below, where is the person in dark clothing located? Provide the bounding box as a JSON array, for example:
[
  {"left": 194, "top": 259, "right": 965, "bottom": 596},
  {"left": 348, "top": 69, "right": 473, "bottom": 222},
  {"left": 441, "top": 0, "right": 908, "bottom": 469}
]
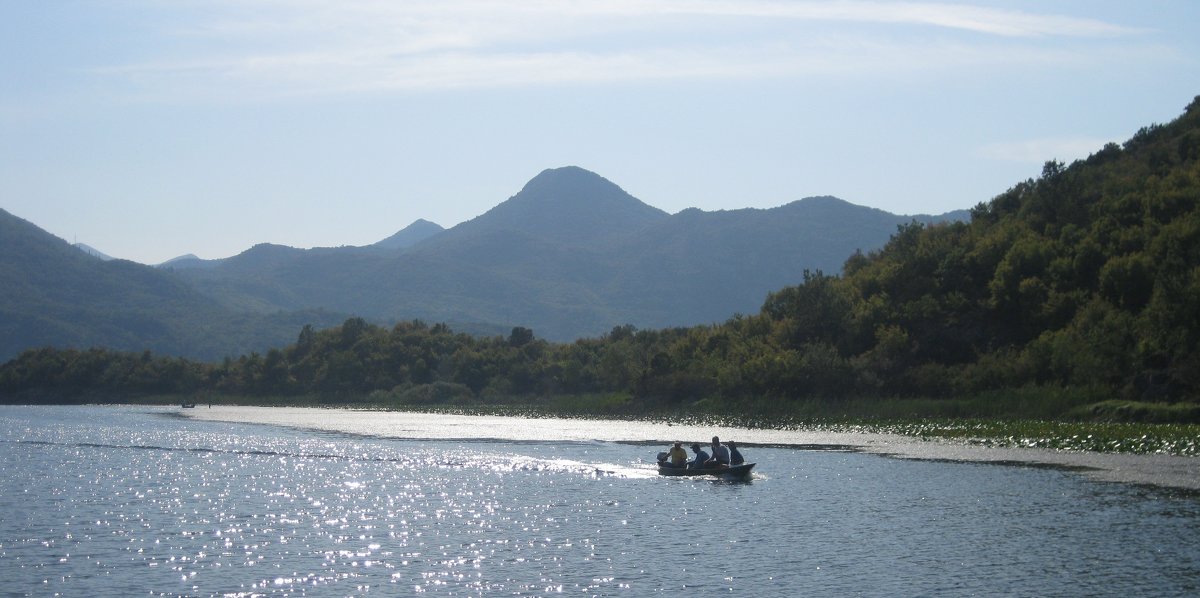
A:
[
  {"left": 688, "top": 443, "right": 710, "bottom": 469},
  {"left": 728, "top": 441, "right": 745, "bottom": 465}
]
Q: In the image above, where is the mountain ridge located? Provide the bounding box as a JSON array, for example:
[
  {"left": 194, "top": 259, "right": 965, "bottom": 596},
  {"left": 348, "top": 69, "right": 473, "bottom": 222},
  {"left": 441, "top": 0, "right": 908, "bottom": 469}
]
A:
[
  {"left": 167, "top": 167, "right": 968, "bottom": 340},
  {"left": 373, "top": 219, "right": 445, "bottom": 250},
  {"left": 0, "top": 207, "right": 347, "bottom": 361},
  {"left": 1, "top": 166, "right": 969, "bottom": 358},
  {"left": 426, "top": 166, "right": 670, "bottom": 250}
]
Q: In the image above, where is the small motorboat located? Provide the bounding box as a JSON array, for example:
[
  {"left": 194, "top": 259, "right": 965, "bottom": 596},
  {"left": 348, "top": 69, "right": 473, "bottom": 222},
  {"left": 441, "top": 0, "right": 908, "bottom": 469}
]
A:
[{"left": 657, "top": 462, "right": 755, "bottom": 479}]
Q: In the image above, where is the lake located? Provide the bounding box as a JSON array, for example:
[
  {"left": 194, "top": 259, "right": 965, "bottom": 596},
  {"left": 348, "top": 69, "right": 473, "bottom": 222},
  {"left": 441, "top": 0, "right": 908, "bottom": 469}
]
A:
[{"left": 1, "top": 405, "right": 1198, "bottom": 596}]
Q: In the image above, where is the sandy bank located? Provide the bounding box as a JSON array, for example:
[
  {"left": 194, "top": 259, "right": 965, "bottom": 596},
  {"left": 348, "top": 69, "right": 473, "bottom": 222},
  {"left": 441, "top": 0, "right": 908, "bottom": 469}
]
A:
[{"left": 184, "top": 405, "right": 1200, "bottom": 492}]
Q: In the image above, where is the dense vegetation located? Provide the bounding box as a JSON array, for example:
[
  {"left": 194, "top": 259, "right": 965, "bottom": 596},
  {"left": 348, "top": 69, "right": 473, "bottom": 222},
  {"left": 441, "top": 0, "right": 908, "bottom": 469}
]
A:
[{"left": 3, "top": 98, "right": 1199, "bottom": 424}]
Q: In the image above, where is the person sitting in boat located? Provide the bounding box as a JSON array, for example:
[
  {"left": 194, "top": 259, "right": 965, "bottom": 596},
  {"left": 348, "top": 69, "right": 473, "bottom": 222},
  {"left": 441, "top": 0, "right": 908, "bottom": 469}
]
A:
[
  {"left": 706, "top": 436, "right": 731, "bottom": 467},
  {"left": 662, "top": 441, "right": 688, "bottom": 468},
  {"left": 688, "top": 443, "right": 710, "bottom": 469},
  {"left": 728, "top": 441, "right": 745, "bottom": 465}
]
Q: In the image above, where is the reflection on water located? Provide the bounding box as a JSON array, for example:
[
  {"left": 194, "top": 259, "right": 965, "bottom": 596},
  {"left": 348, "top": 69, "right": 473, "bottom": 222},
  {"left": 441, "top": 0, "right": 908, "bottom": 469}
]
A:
[{"left": 1, "top": 405, "right": 1198, "bottom": 596}]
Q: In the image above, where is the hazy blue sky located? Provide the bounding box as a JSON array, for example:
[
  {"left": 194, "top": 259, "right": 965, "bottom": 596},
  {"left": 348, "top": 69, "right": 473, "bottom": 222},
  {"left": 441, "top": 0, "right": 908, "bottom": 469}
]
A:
[{"left": 2, "top": 1, "right": 1198, "bottom": 264}]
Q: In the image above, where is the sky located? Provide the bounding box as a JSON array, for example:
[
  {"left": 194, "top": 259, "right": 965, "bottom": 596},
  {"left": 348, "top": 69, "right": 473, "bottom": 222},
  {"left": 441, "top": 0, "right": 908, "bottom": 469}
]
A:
[{"left": 2, "top": 1, "right": 1198, "bottom": 265}]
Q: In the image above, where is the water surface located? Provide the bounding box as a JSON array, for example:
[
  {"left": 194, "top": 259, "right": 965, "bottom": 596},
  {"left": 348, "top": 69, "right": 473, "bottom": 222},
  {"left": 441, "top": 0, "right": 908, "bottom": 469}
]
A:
[{"left": 1, "top": 405, "right": 1198, "bottom": 596}]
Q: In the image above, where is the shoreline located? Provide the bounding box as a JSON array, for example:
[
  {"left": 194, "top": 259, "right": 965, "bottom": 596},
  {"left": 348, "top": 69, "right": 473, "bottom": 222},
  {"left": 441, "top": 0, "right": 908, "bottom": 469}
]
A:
[{"left": 182, "top": 405, "right": 1200, "bottom": 492}]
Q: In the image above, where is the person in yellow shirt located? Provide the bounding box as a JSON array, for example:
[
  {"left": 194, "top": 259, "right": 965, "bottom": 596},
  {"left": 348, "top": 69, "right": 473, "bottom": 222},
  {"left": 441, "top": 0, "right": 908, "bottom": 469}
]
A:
[{"left": 662, "top": 441, "right": 688, "bottom": 468}]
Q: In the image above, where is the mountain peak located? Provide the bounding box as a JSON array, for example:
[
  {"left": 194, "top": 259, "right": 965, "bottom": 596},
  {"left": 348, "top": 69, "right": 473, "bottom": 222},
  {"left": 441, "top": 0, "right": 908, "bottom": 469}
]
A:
[
  {"left": 374, "top": 219, "right": 445, "bottom": 250},
  {"left": 515, "top": 167, "right": 649, "bottom": 211},
  {"left": 520, "top": 165, "right": 612, "bottom": 192},
  {"left": 446, "top": 166, "right": 669, "bottom": 247}
]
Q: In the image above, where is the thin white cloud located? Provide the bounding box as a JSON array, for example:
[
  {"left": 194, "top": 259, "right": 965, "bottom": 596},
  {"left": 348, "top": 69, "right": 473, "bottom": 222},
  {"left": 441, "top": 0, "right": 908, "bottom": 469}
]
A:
[
  {"left": 615, "top": 0, "right": 1141, "bottom": 37},
  {"left": 195, "top": 0, "right": 1139, "bottom": 40},
  {"left": 96, "top": 0, "right": 1149, "bottom": 100}
]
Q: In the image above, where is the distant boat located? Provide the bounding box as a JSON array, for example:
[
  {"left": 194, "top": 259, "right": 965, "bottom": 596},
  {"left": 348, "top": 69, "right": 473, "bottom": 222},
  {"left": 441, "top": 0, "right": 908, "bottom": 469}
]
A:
[
  {"left": 180, "top": 403, "right": 196, "bottom": 409},
  {"left": 657, "top": 462, "right": 755, "bottom": 480}
]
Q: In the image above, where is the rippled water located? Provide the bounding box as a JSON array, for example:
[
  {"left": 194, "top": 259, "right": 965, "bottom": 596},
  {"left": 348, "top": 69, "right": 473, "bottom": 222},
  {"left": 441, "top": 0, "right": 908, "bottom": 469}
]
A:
[{"left": 1, "top": 406, "right": 1199, "bottom": 596}]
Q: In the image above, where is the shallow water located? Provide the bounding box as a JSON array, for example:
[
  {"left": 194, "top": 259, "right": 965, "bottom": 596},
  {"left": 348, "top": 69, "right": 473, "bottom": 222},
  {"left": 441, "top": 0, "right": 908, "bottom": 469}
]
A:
[{"left": 1, "top": 405, "right": 1198, "bottom": 596}]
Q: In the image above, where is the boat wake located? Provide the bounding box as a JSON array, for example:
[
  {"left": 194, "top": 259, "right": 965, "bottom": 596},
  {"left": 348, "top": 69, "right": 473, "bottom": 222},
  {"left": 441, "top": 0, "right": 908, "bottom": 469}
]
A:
[{"left": 494, "top": 455, "right": 660, "bottom": 479}]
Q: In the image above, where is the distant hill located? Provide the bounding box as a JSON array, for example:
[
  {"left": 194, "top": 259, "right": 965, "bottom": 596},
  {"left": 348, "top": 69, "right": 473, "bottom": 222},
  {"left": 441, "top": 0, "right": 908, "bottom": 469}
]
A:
[
  {"left": 605, "top": 197, "right": 964, "bottom": 327},
  {"left": 159, "top": 253, "right": 219, "bottom": 269},
  {"left": 157, "top": 219, "right": 446, "bottom": 271},
  {"left": 373, "top": 219, "right": 445, "bottom": 250},
  {"left": 173, "top": 166, "right": 968, "bottom": 340},
  {"left": 0, "top": 208, "right": 345, "bottom": 362},
  {"left": 74, "top": 243, "right": 114, "bottom": 261}
]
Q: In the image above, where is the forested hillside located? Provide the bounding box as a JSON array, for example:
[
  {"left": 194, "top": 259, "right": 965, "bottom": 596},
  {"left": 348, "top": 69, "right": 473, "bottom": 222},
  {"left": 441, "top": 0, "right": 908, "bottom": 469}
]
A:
[
  {"left": 5, "top": 97, "right": 1198, "bottom": 413},
  {"left": 806, "top": 95, "right": 1200, "bottom": 402}
]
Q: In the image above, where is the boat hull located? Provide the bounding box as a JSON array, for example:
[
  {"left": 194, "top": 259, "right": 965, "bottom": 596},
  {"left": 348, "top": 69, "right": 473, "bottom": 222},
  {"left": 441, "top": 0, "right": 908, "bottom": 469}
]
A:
[{"left": 657, "top": 462, "right": 755, "bottom": 479}]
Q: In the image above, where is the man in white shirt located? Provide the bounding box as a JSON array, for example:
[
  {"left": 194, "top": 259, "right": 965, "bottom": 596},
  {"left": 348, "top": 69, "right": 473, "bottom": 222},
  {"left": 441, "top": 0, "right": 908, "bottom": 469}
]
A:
[{"left": 707, "top": 436, "right": 730, "bottom": 467}]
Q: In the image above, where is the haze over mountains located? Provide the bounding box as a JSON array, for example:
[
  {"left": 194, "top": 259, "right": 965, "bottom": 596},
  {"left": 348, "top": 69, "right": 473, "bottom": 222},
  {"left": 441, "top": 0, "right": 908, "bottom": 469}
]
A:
[{"left": 0, "top": 166, "right": 967, "bottom": 361}]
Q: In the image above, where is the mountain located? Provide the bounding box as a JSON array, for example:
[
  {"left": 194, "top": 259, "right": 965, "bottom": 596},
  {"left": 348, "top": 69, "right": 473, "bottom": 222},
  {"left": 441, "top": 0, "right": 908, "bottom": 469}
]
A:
[
  {"left": 74, "top": 243, "right": 114, "bottom": 261},
  {"left": 172, "top": 166, "right": 968, "bottom": 340},
  {"left": 157, "top": 252, "right": 225, "bottom": 271},
  {"left": 431, "top": 166, "right": 669, "bottom": 248},
  {"left": 8, "top": 99, "right": 1200, "bottom": 408},
  {"left": 0, "top": 208, "right": 345, "bottom": 362},
  {"left": 159, "top": 253, "right": 219, "bottom": 269},
  {"left": 729, "top": 95, "right": 1200, "bottom": 402},
  {"left": 373, "top": 219, "right": 445, "bottom": 250},
  {"left": 158, "top": 219, "right": 447, "bottom": 272},
  {"left": 604, "top": 197, "right": 963, "bottom": 327},
  {"left": 1, "top": 165, "right": 970, "bottom": 359}
]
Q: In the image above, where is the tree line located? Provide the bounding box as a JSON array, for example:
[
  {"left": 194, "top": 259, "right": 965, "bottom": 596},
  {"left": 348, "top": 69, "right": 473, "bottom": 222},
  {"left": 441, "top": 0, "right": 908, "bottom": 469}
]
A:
[{"left": 3, "top": 97, "right": 1199, "bottom": 412}]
